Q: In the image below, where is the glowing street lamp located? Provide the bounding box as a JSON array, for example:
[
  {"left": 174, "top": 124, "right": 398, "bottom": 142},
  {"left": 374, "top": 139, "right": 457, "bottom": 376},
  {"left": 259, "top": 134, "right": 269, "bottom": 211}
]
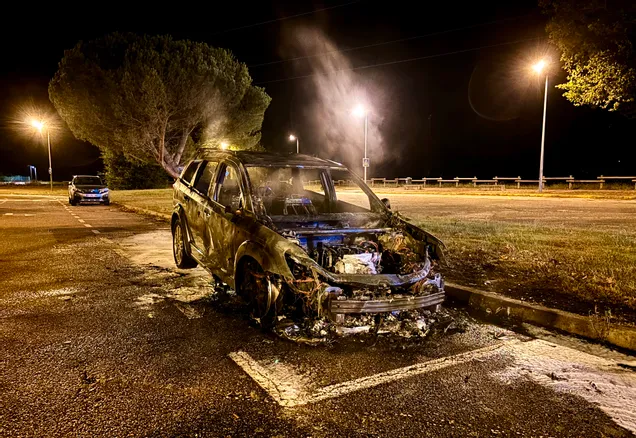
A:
[
  {"left": 288, "top": 134, "right": 299, "bottom": 154},
  {"left": 30, "top": 119, "right": 53, "bottom": 192},
  {"left": 352, "top": 105, "right": 369, "bottom": 183},
  {"left": 532, "top": 59, "right": 550, "bottom": 193},
  {"left": 220, "top": 141, "right": 229, "bottom": 150}
]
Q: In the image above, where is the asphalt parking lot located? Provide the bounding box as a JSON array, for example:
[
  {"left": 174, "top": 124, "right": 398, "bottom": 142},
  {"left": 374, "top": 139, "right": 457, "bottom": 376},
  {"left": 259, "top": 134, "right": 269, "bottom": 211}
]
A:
[{"left": 1, "top": 195, "right": 636, "bottom": 437}]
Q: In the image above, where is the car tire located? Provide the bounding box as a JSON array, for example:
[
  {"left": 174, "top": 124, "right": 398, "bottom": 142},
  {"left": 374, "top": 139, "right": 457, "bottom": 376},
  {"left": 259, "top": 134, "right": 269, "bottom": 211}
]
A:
[
  {"left": 172, "top": 218, "right": 197, "bottom": 269},
  {"left": 103, "top": 199, "right": 110, "bottom": 206},
  {"left": 239, "top": 258, "right": 283, "bottom": 328},
  {"left": 70, "top": 198, "right": 77, "bottom": 206}
]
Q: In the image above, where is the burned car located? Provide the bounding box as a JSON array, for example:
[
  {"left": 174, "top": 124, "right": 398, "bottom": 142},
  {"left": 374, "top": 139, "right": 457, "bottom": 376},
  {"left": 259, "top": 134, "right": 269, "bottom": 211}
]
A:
[{"left": 171, "top": 151, "right": 445, "bottom": 325}]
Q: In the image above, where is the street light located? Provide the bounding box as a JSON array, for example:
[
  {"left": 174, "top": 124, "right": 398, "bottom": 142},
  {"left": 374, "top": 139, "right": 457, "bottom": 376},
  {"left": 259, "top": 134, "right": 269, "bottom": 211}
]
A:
[
  {"left": 532, "top": 59, "right": 549, "bottom": 193},
  {"left": 220, "top": 141, "right": 229, "bottom": 150},
  {"left": 288, "top": 134, "right": 299, "bottom": 154},
  {"left": 30, "top": 119, "right": 53, "bottom": 192},
  {"left": 352, "top": 105, "right": 369, "bottom": 184}
]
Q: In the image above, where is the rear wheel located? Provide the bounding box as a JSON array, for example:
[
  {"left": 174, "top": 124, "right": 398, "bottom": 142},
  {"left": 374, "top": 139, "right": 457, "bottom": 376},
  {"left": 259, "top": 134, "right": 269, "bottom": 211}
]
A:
[
  {"left": 172, "top": 218, "right": 197, "bottom": 269},
  {"left": 239, "top": 258, "right": 283, "bottom": 328},
  {"left": 69, "top": 198, "right": 77, "bottom": 206}
]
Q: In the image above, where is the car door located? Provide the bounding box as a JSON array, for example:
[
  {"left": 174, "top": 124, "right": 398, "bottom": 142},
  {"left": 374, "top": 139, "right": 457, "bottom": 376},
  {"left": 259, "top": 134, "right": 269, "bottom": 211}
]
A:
[
  {"left": 177, "top": 160, "right": 203, "bottom": 255},
  {"left": 189, "top": 160, "right": 219, "bottom": 259},
  {"left": 208, "top": 161, "right": 250, "bottom": 282}
]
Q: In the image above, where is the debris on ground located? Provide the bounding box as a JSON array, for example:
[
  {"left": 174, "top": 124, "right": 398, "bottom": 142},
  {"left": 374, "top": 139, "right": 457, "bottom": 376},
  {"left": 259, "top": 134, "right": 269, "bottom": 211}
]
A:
[{"left": 271, "top": 306, "right": 470, "bottom": 345}]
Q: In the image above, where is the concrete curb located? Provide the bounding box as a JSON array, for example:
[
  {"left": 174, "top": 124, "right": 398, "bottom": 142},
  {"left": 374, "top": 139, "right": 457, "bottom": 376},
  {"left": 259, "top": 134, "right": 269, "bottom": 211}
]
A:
[
  {"left": 115, "top": 203, "right": 171, "bottom": 222},
  {"left": 445, "top": 283, "right": 636, "bottom": 352}
]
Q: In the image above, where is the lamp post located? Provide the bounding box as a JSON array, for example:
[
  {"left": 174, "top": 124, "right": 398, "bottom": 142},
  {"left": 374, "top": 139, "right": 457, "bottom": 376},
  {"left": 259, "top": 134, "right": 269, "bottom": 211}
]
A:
[
  {"left": 352, "top": 105, "right": 369, "bottom": 184},
  {"left": 31, "top": 120, "right": 53, "bottom": 192},
  {"left": 289, "top": 134, "right": 299, "bottom": 154},
  {"left": 532, "top": 60, "right": 549, "bottom": 193}
]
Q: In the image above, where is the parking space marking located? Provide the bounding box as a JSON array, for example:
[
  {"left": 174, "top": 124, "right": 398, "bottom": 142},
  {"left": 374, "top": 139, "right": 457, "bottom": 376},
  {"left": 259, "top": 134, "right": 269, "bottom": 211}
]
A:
[
  {"left": 229, "top": 340, "right": 519, "bottom": 407},
  {"left": 4, "top": 213, "right": 14, "bottom": 216},
  {"left": 57, "top": 200, "right": 98, "bottom": 232}
]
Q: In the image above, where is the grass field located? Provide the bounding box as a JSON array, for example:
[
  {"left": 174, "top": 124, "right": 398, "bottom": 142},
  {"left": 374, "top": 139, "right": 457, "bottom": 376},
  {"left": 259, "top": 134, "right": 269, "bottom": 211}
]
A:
[{"left": 110, "top": 189, "right": 175, "bottom": 216}]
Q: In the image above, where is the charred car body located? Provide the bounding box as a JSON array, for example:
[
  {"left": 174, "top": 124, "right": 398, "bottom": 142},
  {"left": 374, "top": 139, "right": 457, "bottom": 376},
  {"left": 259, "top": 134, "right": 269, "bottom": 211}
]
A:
[{"left": 171, "top": 151, "right": 445, "bottom": 324}]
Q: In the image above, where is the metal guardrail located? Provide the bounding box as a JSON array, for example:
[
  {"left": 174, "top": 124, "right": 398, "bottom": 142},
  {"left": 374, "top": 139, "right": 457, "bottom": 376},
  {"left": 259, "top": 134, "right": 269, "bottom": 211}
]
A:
[{"left": 369, "top": 175, "right": 636, "bottom": 190}]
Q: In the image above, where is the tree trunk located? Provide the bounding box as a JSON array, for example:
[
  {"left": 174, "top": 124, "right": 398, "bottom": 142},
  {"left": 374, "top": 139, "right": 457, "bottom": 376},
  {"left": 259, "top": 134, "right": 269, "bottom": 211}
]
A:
[
  {"left": 160, "top": 161, "right": 179, "bottom": 179},
  {"left": 173, "top": 129, "right": 191, "bottom": 167}
]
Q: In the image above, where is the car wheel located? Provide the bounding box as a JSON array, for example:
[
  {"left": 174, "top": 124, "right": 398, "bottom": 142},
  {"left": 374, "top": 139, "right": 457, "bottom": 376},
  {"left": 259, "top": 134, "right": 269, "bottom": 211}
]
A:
[
  {"left": 172, "top": 218, "right": 197, "bottom": 269},
  {"left": 240, "top": 258, "right": 283, "bottom": 328},
  {"left": 70, "top": 198, "right": 77, "bottom": 206},
  {"left": 103, "top": 199, "right": 110, "bottom": 206}
]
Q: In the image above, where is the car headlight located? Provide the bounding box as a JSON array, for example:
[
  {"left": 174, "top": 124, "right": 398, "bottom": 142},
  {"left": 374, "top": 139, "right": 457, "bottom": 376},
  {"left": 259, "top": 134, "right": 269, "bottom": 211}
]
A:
[{"left": 99, "top": 188, "right": 109, "bottom": 194}]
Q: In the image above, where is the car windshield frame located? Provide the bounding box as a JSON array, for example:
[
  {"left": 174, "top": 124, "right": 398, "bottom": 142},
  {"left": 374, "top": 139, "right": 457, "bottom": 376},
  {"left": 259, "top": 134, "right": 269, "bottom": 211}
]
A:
[
  {"left": 74, "top": 177, "right": 103, "bottom": 186},
  {"left": 243, "top": 164, "right": 386, "bottom": 216}
]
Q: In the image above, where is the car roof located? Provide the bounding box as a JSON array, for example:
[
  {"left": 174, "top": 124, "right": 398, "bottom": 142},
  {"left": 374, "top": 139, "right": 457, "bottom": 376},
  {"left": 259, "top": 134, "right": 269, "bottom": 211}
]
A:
[
  {"left": 197, "top": 150, "right": 347, "bottom": 169},
  {"left": 73, "top": 175, "right": 101, "bottom": 178}
]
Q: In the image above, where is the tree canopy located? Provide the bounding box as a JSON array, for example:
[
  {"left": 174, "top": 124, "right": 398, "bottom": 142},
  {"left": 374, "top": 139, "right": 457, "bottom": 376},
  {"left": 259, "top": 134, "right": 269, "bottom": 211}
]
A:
[
  {"left": 49, "top": 33, "right": 271, "bottom": 177},
  {"left": 541, "top": 0, "right": 636, "bottom": 117}
]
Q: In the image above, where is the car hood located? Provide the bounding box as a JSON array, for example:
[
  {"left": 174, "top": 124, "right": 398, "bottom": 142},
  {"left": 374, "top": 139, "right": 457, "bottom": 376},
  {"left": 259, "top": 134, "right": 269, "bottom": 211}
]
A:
[{"left": 75, "top": 185, "right": 107, "bottom": 190}]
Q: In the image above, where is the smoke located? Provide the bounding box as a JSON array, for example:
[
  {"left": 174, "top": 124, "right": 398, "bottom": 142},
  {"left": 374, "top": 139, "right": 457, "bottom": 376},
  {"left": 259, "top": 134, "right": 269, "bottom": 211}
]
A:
[{"left": 282, "top": 26, "right": 386, "bottom": 177}]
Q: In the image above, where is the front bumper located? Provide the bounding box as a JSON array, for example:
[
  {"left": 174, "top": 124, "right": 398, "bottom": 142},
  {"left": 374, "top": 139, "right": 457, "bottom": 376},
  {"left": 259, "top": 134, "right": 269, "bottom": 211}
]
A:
[
  {"left": 329, "top": 291, "right": 445, "bottom": 314},
  {"left": 75, "top": 193, "right": 109, "bottom": 203}
]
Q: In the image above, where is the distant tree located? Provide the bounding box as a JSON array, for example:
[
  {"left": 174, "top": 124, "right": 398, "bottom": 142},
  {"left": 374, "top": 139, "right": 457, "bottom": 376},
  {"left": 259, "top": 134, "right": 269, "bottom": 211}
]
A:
[
  {"left": 102, "top": 150, "right": 171, "bottom": 190},
  {"left": 49, "top": 33, "right": 271, "bottom": 178},
  {"left": 541, "top": 0, "right": 636, "bottom": 117}
]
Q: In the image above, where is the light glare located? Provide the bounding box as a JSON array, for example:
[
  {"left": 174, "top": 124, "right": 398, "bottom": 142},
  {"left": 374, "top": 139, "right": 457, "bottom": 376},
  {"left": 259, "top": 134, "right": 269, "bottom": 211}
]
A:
[
  {"left": 532, "top": 60, "right": 547, "bottom": 74},
  {"left": 31, "top": 120, "right": 44, "bottom": 132},
  {"left": 289, "top": 134, "right": 296, "bottom": 141},
  {"left": 220, "top": 141, "right": 229, "bottom": 150},
  {"left": 352, "top": 104, "right": 366, "bottom": 118}
]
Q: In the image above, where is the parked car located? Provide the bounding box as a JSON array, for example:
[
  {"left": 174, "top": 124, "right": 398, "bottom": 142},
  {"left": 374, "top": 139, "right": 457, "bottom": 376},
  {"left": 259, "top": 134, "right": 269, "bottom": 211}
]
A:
[
  {"left": 68, "top": 175, "right": 110, "bottom": 206},
  {"left": 171, "top": 151, "right": 445, "bottom": 325}
]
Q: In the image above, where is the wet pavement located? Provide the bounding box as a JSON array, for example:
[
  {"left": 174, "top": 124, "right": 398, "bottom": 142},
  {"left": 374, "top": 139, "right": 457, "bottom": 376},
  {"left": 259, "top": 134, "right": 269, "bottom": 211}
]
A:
[{"left": 1, "top": 195, "right": 636, "bottom": 437}]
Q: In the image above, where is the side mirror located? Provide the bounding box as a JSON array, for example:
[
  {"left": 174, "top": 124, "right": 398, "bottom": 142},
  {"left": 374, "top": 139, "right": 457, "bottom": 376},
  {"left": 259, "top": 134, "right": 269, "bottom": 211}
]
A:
[{"left": 381, "top": 198, "right": 391, "bottom": 210}]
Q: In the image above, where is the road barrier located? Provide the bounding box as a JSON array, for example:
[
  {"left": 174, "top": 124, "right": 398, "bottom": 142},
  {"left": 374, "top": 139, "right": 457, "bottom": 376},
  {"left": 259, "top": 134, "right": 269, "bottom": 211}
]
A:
[{"left": 368, "top": 175, "right": 636, "bottom": 190}]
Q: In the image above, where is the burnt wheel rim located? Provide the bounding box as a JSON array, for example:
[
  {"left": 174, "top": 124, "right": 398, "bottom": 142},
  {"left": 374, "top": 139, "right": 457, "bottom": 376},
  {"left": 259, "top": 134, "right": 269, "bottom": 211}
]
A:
[
  {"left": 173, "top": 224, "right": 184, "bottom": 265},
  {"left": 243, "top": 261, "right": 271, "bottom": 319}
]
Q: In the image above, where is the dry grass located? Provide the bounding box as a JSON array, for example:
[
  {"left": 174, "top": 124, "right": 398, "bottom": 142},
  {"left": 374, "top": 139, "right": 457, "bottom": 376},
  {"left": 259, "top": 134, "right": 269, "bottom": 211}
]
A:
[
  {"left": 367, "top": 186, "right": 636, "bottom": 200},
  {"left": 0, "top": 184, "right": 68, "bottom": 196},
  {"left": 111, "top": 189, "right": 174, "bottom": 216},
  {"left": 415, "top": 218, "right": 636, "bottom": 320}
]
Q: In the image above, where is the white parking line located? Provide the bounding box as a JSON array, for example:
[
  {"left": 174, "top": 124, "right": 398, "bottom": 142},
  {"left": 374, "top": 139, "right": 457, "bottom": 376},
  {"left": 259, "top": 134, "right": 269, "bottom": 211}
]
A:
[
  {"left": 83, "top": 223, "right": 92, "bottom": 228},
  {"left": 4, "top": 213, "right": 13, "bottom": 216},
  {"left": 91, "top": 229, "right": 101, "bottom": 234},
  {"left": 78, "top": 219, "right": 85, "bottom": 223},
  {"left": 229, "top": 340, "right": 518, "bottom": 407}
]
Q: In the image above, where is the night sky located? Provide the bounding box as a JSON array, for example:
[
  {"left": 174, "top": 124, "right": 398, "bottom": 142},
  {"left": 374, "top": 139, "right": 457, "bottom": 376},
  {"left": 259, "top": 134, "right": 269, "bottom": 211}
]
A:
[{"left": 1, "top": 1, "right": 634, "bottom": 180}]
